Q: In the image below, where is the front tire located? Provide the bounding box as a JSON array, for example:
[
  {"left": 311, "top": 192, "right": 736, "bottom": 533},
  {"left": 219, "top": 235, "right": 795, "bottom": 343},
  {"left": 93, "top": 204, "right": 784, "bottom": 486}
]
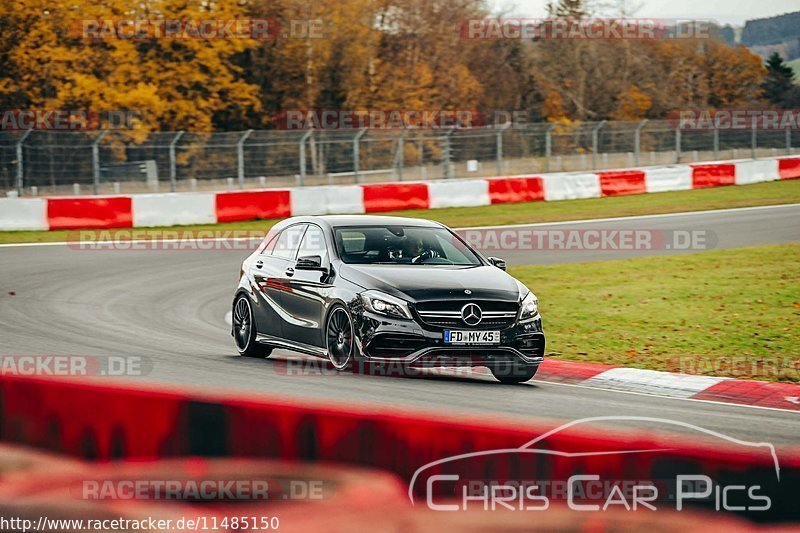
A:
[
  {"left": 233, "top": 295, "right": 273, "bottom": 358},
  {"left": 491, "top": 362, "right": 538, "bottom": 384},
  {"left": 326, "top": 305, "right": 355, "bottom": 370}
]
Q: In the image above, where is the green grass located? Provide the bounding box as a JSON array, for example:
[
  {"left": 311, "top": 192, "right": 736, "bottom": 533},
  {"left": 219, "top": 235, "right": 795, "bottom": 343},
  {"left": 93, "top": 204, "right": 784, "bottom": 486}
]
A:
[
  {"left": 510, "top": 244, "right": 800, "bottom": 383},
  {"left": 1, "top": 179, "right": 799, "bottom": 244}
]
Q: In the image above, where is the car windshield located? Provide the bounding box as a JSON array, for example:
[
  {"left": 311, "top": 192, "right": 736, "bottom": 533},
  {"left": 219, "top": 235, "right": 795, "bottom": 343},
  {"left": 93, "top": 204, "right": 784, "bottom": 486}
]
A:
[{"left": 333, "top": 226, "right": 482, "bottom": 266}]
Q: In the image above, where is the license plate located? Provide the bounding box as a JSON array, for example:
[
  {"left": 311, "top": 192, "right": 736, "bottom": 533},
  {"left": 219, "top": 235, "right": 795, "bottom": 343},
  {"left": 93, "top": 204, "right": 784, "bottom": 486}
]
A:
[{"left": 443, "top": 330, "right": 500, "bottom": 345}]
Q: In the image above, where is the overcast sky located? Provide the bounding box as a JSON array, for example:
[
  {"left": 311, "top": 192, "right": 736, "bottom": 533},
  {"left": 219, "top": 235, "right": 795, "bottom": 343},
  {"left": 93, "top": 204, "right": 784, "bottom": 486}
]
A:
[{"left": 493, "top": 0, "right": 799, "bottom": 26}]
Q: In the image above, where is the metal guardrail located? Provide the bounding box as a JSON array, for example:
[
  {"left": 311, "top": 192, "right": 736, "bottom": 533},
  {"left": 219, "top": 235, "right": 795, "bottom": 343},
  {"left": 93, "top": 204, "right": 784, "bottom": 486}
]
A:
[{"left": 1, "top": 121, "right": 797, "bottom": 196}]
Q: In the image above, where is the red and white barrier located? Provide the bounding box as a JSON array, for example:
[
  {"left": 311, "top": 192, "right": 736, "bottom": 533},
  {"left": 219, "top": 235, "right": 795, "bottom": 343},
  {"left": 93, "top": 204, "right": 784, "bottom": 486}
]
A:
[
  {"left": 2, "top": 156, "right": 799, "bottom": 231},
  {"left": 598, "top": 170, "right": 646, "bottom": 196},
  {"left": 290, "top": 185, "right": 364, "bottom": 215},
  {"left": 487, "top": 176, "right": 544, "bottom": 204},
  {"left": 0, "top": 198, "right": 48, "bottom": 230},
  {"left": 691, "top": 162, "right": 736, "bottom": 189},
  {"left": 363, "top": 183, "right": 429, "bottom": 212},
  {"left": 133, "top": 192, "right": 217, "bottom": 227},
  {"left": 216, "top": 190, "right": 291, "bottom": 223},
  {"left": 47, "top": 197, "right": 133, "bottom": 230},
  {"left": 542, "top": 172, "right": 601, "bottom": 201},
  {"left": 644, "top": 165, "right": 693, "bottom": 193},
  {"left": 427, "top": 179, "right": 490, "bottom": 208},
  {"left": 780, "top": 157, "right": 800, "bottom": 179},
  {"left": 735, "top": 159, "right": 780, "bottom": 185}
]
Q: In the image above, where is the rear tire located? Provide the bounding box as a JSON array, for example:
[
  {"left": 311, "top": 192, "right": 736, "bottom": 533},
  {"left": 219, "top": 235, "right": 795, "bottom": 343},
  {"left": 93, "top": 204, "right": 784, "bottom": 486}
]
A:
[
  {"left": 491, "top": 362, "right": 538, "bottom": 384},
  {"left": 233, "top": 295, "right": 273, "bottom": 358}
]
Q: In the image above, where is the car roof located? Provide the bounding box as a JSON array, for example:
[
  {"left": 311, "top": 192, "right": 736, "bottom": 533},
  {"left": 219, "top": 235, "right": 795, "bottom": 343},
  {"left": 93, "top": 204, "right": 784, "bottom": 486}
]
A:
[{"left": 290, "top": 215, "right": 445, "bottom": 229}]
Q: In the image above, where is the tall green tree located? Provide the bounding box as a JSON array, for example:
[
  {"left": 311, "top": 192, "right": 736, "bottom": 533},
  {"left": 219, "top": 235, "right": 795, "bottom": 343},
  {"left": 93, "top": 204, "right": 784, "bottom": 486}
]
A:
[{"left": 761, "top": 52, "right": 796, "bottom": 107}]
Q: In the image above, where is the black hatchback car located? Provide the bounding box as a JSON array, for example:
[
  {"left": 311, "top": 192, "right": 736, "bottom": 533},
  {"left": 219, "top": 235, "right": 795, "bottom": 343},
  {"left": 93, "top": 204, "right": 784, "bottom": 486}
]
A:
[{"left": 232, "top": 215, "right": 545, "bottom": 383}]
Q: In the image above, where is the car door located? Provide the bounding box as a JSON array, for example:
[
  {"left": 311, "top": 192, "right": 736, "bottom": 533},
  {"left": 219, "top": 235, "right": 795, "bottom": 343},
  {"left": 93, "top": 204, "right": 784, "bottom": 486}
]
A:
[
  {"left": 279, "top": 224, "right": 333, "bottom": 348},
  {"left": 250, "top": 224, "right": 307, "bottom": 340}
]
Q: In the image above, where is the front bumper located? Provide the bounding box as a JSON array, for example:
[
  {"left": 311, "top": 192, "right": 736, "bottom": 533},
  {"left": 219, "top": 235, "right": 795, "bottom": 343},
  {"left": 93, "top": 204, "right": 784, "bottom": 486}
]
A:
[{"left": 355, "top": 310, "right": 545, "bottom": 368}]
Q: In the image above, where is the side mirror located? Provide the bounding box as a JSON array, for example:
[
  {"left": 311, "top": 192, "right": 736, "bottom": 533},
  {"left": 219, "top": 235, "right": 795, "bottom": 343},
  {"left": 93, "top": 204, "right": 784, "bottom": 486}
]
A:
[
  {"left": 296, "top": 255, "right": 324, "bottom": 271},
  {"left": 488, "top": 257, "right": 506, "bottom": 271}
]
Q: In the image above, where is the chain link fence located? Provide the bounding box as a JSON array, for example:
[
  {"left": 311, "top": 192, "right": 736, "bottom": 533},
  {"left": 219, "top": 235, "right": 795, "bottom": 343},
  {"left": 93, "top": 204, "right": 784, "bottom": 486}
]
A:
[{"left": 1, "top": 120, "right": 797, "bottom": 196}]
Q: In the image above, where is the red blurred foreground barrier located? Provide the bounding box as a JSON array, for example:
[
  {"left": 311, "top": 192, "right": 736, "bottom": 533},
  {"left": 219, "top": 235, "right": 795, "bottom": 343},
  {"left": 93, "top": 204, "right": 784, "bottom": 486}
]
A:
[
  {"left": 0, "top": 374, "right": 798, "bottom": 524},
  {"left": 2, "top": 444, "right": 788, "bottom": 532},
  {"left": 0, "top": 446, "right": 407, "bottom": 533}
]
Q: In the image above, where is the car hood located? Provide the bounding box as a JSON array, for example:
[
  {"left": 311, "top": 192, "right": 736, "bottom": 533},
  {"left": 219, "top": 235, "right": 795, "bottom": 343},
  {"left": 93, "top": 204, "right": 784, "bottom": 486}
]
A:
[{"left": 339, "top": 264, "right": 522, "bottom": 302}]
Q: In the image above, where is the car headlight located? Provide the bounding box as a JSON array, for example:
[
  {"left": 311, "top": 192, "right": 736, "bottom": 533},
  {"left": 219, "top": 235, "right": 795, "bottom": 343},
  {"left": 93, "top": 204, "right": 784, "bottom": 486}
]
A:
[
  {"left": 519, "top": 291, "right": 539, "bottom": 320},
  {"left": 360, "top": 290, "right": 413, "bottom": 320}
]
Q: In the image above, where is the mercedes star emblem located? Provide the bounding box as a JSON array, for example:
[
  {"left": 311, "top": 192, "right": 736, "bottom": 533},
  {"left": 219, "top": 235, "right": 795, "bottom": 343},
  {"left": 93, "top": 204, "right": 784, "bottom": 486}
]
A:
[{"left": 461, "top": 303, "right": 482, "bottom": 326}]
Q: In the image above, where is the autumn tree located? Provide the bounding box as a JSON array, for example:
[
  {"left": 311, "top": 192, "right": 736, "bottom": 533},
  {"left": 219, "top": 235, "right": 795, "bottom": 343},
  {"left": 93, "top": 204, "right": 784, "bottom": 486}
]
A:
[
  {"left": 0, "top": 0, "right": 771, "bottom": 130},
  {"left": 0, "top": 0, "right": 262, "bottom": 131}
]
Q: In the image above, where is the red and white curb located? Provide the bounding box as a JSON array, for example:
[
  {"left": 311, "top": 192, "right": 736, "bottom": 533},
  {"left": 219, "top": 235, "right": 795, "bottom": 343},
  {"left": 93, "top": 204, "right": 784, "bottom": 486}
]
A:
[
  {"left": 537, "top": 359, "right": 800, "bottom": 412},
  {"left": 2, "top": 156, "right": 799, "bottom": 231}
]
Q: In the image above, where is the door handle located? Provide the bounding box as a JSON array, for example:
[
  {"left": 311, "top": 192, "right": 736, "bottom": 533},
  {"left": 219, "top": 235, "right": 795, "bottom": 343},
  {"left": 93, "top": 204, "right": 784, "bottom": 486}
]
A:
[
  {"left": 255, "top": 261, "right": 263, "bottom": 269},
  {"left": 285, "top": 267, "right": 295, "bottom": 277}
]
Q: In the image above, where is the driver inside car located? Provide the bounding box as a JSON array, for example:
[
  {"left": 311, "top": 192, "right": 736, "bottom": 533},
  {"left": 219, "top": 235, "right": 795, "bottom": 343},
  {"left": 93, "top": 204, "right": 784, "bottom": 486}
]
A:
[{"left": 402, "top": 235, "right": 424, "bottom": 261}]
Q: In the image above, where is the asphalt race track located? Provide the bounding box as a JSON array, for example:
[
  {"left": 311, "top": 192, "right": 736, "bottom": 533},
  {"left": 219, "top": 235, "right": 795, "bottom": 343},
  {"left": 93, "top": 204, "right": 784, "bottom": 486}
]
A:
[{"left": 2, "top": 204, "right": 799, "bottom": 448}]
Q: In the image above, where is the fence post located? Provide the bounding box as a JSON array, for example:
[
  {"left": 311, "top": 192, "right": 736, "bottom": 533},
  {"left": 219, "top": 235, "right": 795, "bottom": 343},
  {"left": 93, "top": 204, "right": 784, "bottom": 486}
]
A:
[
  {"left": 169, "top": 131, "right": 184, "bottom": 192},
  {"left": 92, "top": 130, "right": 109, "bottom": 195},
  {"left": 591, "top": 121, "right": 606, "bottom": 169},
  {"left": 236, "top": 130, "right": 253, "bottom": 189},
  {"left": 787, "top": 127, "right": 792, "bottom": 155},
  {"left": 15, "top": 129, "right": 33, "bottom": 196},
  {"left": 397, "top": 133, "right": 404, "bottom": 181},
  {"left": 443, "top": 128, "right": 455, "bottom": 179},
  {"left": 545, "top": 123, "right": 557, "bottom": 172},
  {"left": 298, "top": 130, "right": 313, "bottom": 186},
  {"left": 496, "top": 123, "right": 510, "bottom": 176},
  {"left": 750, "top": 122, "right": 757, "bottom": 159},
  {"left": 674, "top": 127, "right": 681, "bottom": 163},
  {"left": 634, "top": 120, "right": 647, "bottom": 166},
  {"left": 713, "top": 126, "right": 719, "bottom": 160},
  {"left": 353, "top": 128, "right": 367, "bottom": 183}
]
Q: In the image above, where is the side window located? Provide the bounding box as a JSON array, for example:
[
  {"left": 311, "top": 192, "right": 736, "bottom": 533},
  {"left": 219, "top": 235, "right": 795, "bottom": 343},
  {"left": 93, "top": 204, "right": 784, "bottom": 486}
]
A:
[
  {"left": 259, "top": 230, "right": 279, "bottom": 255},
  {"left": 297, "top": 225, "right": 329, "bottom": 264},
  {"left": 273, "top": 225, "right": 307, "bottom": 260}
]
